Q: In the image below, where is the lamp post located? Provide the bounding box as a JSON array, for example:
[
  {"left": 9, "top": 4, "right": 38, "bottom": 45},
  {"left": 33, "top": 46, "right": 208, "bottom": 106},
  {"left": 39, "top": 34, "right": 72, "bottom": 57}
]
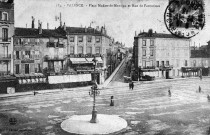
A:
[{"left": 89, "top": 56, "right": 100, "bottom": 123}]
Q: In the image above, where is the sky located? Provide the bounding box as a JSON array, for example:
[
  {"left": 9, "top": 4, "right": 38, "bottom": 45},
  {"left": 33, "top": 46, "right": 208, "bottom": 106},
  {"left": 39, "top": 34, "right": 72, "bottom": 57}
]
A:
[{"left": 14, "top": 0, "right": 210, "bottom": 47}]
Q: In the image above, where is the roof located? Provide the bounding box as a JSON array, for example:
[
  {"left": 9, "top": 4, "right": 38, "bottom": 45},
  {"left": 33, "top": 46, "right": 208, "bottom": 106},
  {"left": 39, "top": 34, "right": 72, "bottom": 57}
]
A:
[
  {"left": 14, "top": 27, "right": 66, "bottom": 38},
  {"left": 63, "top": 26, "right": 110, "bottom": 38},
  {"left": 191, "top": 50, "right": 210, "bottom": 58},
  {"left": 135, "top": 32, "right": 185, "bottom": 39},
  {"left": 0, "top": 1, "right": 13, "bottom": 9}
]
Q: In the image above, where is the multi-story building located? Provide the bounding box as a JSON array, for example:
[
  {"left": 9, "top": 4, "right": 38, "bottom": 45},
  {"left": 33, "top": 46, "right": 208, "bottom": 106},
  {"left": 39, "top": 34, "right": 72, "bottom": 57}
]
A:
[
  {"left": 13, "top": 21, "right": 67, "bottom": 83},
  {"left": 57, "top": 25, "right": 113, "bottom": 84},
  {"left": 0, "top": 0, "right": 14, "bottom": 76},
  {"left": 190, "top": 41, "right": 210, "bottom": 76},
  {"left": 133, "top": 29, "right": 191, "bottom": 79}
]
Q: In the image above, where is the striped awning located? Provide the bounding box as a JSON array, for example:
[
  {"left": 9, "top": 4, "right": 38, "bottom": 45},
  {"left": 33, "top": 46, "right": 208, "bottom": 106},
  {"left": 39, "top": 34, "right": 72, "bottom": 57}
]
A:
[{"left": 70, "top": 58, "right": 88, "bottom": 64}]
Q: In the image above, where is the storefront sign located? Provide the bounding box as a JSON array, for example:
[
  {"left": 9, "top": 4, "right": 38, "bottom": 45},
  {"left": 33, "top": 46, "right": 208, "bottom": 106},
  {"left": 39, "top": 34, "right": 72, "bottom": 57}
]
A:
[{"left": 21, "top": 59, "right": 34, "bottom": 63}]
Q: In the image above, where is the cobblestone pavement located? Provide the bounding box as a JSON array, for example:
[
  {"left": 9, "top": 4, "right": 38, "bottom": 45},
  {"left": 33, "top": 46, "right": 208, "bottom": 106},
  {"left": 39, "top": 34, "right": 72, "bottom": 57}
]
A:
[{"left": 0, "top": 78, "right": 210, "bottom": 135}]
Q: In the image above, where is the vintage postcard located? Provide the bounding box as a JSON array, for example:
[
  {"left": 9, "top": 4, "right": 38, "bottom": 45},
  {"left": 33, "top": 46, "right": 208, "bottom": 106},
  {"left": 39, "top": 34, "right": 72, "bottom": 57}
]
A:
[{"left": 0, "top": 0, "right": 210, "bottom": 134}]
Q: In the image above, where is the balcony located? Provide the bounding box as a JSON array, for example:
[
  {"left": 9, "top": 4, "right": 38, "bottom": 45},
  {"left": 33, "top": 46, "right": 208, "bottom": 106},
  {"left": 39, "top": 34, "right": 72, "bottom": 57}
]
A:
[
  {"left": 142, "top": 66, "right": 156, "bottom": 69},
  {"left": 47, "top": 42, "right": 65, "bottom": 48},
  {"left": 0, "top": 71, "right": 10, "bottom": 77},
  {"left": 44, "top": 55, "right": 64, "bottom": 61},
  {"left": 0, "top": 54, "right": 11, "bottom": 61},
  {"left": 158, "top": 65, "right": 173, "bottom": 70}
]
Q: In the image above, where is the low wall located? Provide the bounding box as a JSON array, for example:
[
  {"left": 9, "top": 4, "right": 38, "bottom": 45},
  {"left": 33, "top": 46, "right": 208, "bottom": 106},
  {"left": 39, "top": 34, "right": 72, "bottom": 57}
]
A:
[{"left": 48, "top": 74, "right": 92, "bottom": 84}]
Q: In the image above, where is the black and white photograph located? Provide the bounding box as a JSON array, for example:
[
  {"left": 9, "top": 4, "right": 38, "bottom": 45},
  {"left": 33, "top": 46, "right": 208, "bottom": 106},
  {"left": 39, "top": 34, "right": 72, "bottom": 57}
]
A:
[{"left": 0, "top": 0, "right": 210, "bottom": 134}]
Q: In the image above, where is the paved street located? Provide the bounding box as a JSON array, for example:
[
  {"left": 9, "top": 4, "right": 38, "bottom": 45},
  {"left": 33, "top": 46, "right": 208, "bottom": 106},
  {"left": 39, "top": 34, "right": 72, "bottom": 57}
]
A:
[{"left": 0, "top": 77, "right": 210, "bottom": 135}]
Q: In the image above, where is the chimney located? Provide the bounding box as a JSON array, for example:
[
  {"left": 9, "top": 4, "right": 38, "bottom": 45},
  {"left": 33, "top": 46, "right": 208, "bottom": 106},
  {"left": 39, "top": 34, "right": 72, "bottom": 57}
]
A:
[
  {"left": 31, "top": 16, "right": 35, "bottom": 28},
  {"left": 38, "top": 20, "right": 40, "bottom": 28},
  {"left": 47, "top": 22, "right": 49, "bottom": 29},
  {"left": 96, "top": 26, "right": 99, "bottom": 31},
  {"left": 85, "top": 26, "right": 87, "bottom": 32},
  {"left": 39, "top": 21, "right": 42, "bottom": 34},
  {"left": 135, "top": 31, "right": 136, "bottom": 36},
  {"left": 60, "top": 12, "right": 62, "bottom": 27},
  {"left": 63, "top": 22, "right": 66, "bottom": 31},
  {"left": 26, "top": 24, "right": 27, "bottom": 28},
  {"left": 148, "top": 29, "right": 153, "bottom": 36},
  {"left": 101, "top": 26, "right": 105, "bottom": 34}
]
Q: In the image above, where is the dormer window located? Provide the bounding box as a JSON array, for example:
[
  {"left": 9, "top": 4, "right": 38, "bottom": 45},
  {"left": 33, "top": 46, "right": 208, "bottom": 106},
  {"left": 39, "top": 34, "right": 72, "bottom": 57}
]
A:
[{"left": 2, "top": 12, "right": 8, "bottom": 21}]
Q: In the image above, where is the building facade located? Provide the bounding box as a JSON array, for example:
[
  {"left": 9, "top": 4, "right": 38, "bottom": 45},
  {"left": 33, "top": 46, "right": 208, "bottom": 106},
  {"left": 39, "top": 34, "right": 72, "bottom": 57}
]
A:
[
  {"left": 189, "top": 41, "right": 210, "bottom": 76},
  {"left": 0, "top": 1, "right": 14, "bottom": 76},
  {"left": 13, "top": 22, "right": 67, "bottom": 83},
  {"left": 58, "top": 25, "right": 113, "bottom": 84},
  {"left": 133, "top": 29, "right": 191, "bottom": 79}
]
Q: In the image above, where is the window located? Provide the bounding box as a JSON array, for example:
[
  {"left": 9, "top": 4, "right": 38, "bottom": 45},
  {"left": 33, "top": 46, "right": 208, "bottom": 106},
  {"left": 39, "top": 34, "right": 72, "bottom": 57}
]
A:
[
  {"left": 150, "top": 39, "right": 154, "bottom": 46},
  {"left": 25, "top": 64, "right": 29, "bottom": 74},
  {"left": 30, "top": 38, "right": 35, "bottom": 43},
  {"left": 96, "top": 37, "right": 101, "bottom": 43},
  {"left": 143, "top": 40, "right": 146, "bottom": 46},
  {"left": 150, "top": 60, "right": 153, "bottom": 66},
  {"left": 143, "top": 50, "right": 146, "bottom": 56},
  {"left": 150, "top": 49, "right": 153, "bottom": 56},
  {"left": 78, "top": 46, "right": 83, "bottom": 54},
  {"left": 34, "top": 51, "right": 39, "bottom": 59},
  {"left": 70, "top": 37, "right": 74, "bottom": 42},
  {"left": 70, "top": 46, "right": 74, "bottom": 54},
  {"left": 193, "top": 60, "right": 196, "bottom": 67},
  {"left": 35, "top": 64, "right": 41, "bottom": 73},
  {"left": 15, "top": 64, "right": 19, "bottom": 74},
  {"left": 78, "top": 36, "right": 83, "bottom": 42},
  {"left": 16, "top": 51, "right": 20, "bottom": 59},
  {"left": 156, "top": 61, "right": 159, "bottom": 67},
  {"left": 185, "top": 60, "right": 188, "bottom": 66},
  {"left": 142, "top": 60, "right": 146, "bottom": 68},
  {"left": 95, "top": 47, "right": 100, "bottom": 54},
  {"left": 35, "top": 39, "right": 39, "bottom": 44},
  {"left": 87, "top": 47, "right": 92, "bottom": 54},
  {"left": 2, "top": 12, "right": 8, "bottom": 21},
  {"left": 161, "top": 61, "right": 164, "bottom": 66},
  {"left": 176, "top": 59, "right": 179, "bottom": 67},
  {"left": 2, "top": 28, "right": 8, "bottom": 42},
  {"left": 87, "top": 36, "right": 92, "bottom": 42},
  {"left": 166, "top": 61, "right": 169, "bottom": 66},
  {"left": 25, "top": 51, "right": 31, "bottom": 58}
]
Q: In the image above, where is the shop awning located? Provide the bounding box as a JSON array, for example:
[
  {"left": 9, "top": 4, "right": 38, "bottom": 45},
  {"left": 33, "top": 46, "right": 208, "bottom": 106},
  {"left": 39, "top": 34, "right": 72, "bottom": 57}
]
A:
[
  {"left": 96, "top": 57, "right": 103, "bottom": 63},
  {"left": 14, "top": 73, "right": 44, "bottom": 78},
  {"left": 85, "top": 58, "right": 94, "bottom": 63},
  {"left": 70, "top": 58, "right": 88, "bottom": 64}
]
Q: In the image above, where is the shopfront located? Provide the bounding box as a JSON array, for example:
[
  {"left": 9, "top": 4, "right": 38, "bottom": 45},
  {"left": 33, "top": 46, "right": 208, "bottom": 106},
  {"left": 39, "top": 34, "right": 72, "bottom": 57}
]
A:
[{"left": 14, "top": 73, "right": 47, "bottom": 92}]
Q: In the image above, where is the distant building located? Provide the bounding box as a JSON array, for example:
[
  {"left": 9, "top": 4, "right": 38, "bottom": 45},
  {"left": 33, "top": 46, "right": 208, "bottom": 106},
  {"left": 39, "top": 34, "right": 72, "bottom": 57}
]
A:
[
  {"left": 13, "top": 20, "right": 67, "bottom": 82},
  {"left": 0, "top": 1, "right": 14, "bottom": 76},
  {"left": 190, "top": 41, "right": 210, "bottom": 76},
  {"left": 58, "top": 25, "right": 113, "bottom": 84},
  {"left": 133, "top": 29, "right": 191, "bottom": 79}
]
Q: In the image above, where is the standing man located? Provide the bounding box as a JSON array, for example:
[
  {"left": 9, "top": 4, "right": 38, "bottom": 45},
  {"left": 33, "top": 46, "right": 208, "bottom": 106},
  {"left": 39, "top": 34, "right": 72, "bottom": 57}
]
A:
[
  {"left": 131, "top": 81, "right": 134, "bottom": 90},
  {"left": 200, "top": 68, "right": 202, "bottom": 80},
  {"left": 129, "top": 81, "right": 132, "bottom": 90}
]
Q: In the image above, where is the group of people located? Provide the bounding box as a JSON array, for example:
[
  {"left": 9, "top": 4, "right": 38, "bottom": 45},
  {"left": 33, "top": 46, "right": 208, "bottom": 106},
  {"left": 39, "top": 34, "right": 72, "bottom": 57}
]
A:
[{"left": 129, "top": 81, "right": 134, "bottom": 90}]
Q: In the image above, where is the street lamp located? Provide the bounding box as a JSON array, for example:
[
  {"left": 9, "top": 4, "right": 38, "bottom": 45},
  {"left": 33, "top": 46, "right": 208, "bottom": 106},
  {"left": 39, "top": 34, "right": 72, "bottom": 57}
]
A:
[{"left": 89, "top": 56, "right": 100, "bottom": 123}]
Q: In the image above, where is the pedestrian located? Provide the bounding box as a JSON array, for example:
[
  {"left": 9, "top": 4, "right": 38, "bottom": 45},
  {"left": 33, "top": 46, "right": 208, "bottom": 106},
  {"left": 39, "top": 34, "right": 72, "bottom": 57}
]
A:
[
  {"left": 168, "top": 89, "right": 171, "bottom": 97},
  {"left": 131, "top": 81, "right": 134, "bottom": 90},
  {"left": 129, "top": 81, "right": 131, "bottom": 89},
  {"left": 207, "top": 95, "right": 210, "bottom": 101},
  {"left": 34, "top": 90, "right": 36, "bottom": 96},
  {"left": 200, "top": 75, "right": 202, "bottom": 80},
  {"left": 110, "top": 96, "right": 114, "bottom": 106},
  {"left": 199, "top": 86, "right": 201, "bottom": 93}
]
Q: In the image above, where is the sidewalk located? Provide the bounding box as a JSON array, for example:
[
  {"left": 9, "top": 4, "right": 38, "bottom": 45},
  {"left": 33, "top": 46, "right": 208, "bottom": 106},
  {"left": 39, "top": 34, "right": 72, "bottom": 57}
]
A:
[{"left": 0, "top": 85, "right": 91, "bottom": 99}]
